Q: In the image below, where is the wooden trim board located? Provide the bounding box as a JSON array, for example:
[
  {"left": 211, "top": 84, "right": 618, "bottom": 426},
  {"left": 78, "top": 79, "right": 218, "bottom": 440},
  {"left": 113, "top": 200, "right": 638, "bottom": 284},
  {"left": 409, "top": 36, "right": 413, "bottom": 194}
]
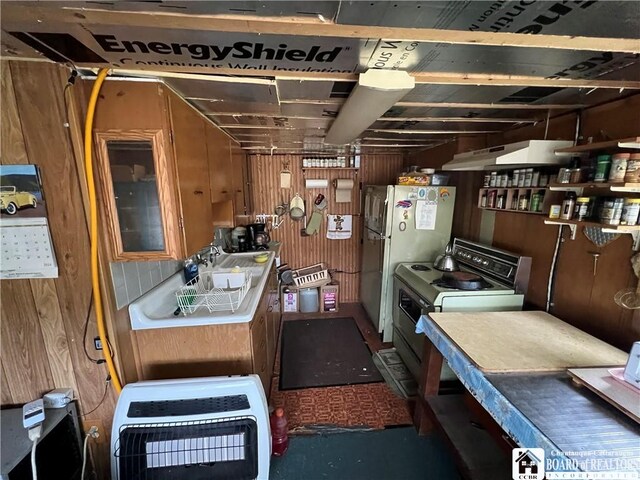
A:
[
  {"left": 429, "top": 311, "right": 628, "bottom": 373},
  {"left": 3, "top": 5, "right": 639, "bottom": 53},
  {"left": 568, "top": 367, "right": 639, "bottom": 424}
]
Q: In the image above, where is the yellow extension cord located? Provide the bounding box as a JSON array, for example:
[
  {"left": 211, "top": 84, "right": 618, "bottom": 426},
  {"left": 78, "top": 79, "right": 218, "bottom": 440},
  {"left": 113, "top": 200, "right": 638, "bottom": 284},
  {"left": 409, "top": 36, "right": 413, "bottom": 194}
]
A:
[{"left": 84, "top": 68, "right": 123, "bottom": 394}]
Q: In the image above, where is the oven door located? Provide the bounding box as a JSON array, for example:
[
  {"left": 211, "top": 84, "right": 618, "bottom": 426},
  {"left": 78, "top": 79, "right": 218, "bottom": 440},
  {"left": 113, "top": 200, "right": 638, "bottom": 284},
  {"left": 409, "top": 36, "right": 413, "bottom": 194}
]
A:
[{"left": 393, "top": 278, "right": 435, "bottom": 361}]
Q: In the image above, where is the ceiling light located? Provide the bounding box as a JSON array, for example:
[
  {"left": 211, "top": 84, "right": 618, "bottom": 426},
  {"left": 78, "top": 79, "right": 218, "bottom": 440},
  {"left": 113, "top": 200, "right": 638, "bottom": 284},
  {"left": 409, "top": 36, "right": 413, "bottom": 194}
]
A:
[{"left": 324, "top": 70, "right": 415, "bottom": 145}]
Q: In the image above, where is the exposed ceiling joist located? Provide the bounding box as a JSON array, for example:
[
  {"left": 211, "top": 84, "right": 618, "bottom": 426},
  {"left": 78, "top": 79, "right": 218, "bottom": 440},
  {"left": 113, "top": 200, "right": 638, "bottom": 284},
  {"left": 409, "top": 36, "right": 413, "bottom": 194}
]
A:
[
  {"left": 98, "top": 66, "right": 640, "bottom": 89},
  {"left": 394, "top": 102, "right": 586, "bottom": 110},
  {"left": 369, "top": 129, "right": 500, "bottom": 134},
  {"left": 6, "top": 5, "right": 639, "bottom": 53},
  {"left": 376, "top": 117, "right": 536, "bottom": 124}
]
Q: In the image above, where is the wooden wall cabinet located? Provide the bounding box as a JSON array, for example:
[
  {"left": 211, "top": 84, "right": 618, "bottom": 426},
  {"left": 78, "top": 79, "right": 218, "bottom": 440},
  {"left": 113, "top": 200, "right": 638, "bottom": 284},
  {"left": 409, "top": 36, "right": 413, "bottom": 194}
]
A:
[
  {"left": 94, "top": 129, "right": 182, "bottom": 261},
  {"left": 92, "top": 82, "right": 249, "bottom": 259}
]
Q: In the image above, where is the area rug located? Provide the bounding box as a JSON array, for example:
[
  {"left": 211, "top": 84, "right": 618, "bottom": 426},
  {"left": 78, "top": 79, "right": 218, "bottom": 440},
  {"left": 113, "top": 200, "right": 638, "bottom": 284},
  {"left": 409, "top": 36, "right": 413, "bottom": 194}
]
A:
[{"left": 280, "top": 317, "right": 384, "bottom": 390}]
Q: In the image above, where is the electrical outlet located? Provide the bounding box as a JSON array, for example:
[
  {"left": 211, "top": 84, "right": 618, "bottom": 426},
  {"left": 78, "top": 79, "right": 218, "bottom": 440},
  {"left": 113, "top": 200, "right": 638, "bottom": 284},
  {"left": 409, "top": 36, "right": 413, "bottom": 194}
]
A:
[
  {"left": 93, "top": 337, "right": 103, "bottom": 350},
  {"left": 82, "top": 420, "right": 107, "bottom": 444}
]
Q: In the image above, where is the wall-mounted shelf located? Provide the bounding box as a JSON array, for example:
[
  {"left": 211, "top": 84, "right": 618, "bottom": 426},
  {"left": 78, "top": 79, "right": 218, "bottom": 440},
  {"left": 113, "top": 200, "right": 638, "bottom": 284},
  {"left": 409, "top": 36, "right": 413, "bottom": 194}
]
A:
[
  {"left": 478, "top": 187, "right": 560, "bottom": 216},
  {"left": 479, "top": 207, "right": 546, "bottom": 215},
  {"left": 544, "top": 218, "right": 640, "bottom": 249},
  {"left": 301, "top": 168, "right": 359, "bottom": 171},
  {"left": 548, "top": 182, "right": 640, "bottom": 193},
  {"left": 554, "top": 137, "right": 640, "bottom": 156}
]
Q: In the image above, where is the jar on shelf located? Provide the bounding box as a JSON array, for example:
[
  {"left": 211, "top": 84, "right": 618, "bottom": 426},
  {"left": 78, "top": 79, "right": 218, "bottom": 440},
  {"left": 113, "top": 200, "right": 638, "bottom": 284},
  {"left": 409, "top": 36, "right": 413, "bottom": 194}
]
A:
[
  {"left": 539, "top": 172, "right": 549, "bottom": 187},
  {"left": 480, "top": 191, "right": 488, "bottom": 208},
  {"left": 483, "top": 173, "right": 491, "bottom": 187},
  {"left": 511, "top": 190, "right": 519, "bottom": 210},
  {"left": 524, "top": 168, "right": 533, "bottom": 187},
  {"left": 489, "top": 171, "right": 498, "bottom": 187},
  {"left": 531, "top": 170, "right": 540, "bottom": 187},
  {"left": 518, "top": 191, "right": 530, "bottom": 211},
  {"left": 557, "top": 167, "right": 572, "bottom": 184},
  {"left": 600, "top": 197, "right": 624, "bottom": 225},
  {"left": 530, "top": 191, "right": 543, "bottom": 213},
  {"left": 594, "top": 154, "right": 612, "bottom": 182},
  {"left": 517, "top": 170, "right": 525, "bottom": 187},
  {"left": 574, "top": 197, "right": 590, "bottom": 221},
  {"left": 569, "top": 168, "right": 583, "bottom": 184},
  {"left": 609, "top": 153, "right": 630, "bottom": 182},
  {"left": 500, "top": 173, "right": 509, "bottom": 188},
  {"left": 624, "top": 153, "right": 640, "bottom": 183},
  {"left": 513, "top": 170, "right": 520, "bottom": 187},
  {"left": 560, "top": 192, "right": 576, "bottom": 220},
  {"left": 496, "top": 192, "right": 506, "bottom": 209},
  {"left": 487, "top": 190, "right": 497, "bottom": 208},
  {"left": 621, "top": 198, "right": 640, "bottom": 226}
]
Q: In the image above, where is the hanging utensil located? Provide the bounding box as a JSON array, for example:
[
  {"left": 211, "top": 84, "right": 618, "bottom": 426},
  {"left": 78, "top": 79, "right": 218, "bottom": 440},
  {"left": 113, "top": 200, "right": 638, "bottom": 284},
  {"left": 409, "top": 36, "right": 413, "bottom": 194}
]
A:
[{"left": 289, "top": 193, "right": 305, "bottom": 221}]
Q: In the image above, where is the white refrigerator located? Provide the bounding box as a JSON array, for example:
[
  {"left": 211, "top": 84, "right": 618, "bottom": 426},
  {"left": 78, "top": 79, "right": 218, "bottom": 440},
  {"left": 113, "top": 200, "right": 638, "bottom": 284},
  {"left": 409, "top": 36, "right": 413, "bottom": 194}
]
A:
[{"left": 361, "top": 185, "right": 456, "bottom": 342}]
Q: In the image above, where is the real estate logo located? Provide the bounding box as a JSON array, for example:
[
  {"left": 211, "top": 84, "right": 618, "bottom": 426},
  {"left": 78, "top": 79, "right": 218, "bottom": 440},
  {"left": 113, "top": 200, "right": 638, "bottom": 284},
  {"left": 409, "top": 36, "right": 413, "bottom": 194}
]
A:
[{"left": 512, "top": 448, "right": 545, "bottom": 480}]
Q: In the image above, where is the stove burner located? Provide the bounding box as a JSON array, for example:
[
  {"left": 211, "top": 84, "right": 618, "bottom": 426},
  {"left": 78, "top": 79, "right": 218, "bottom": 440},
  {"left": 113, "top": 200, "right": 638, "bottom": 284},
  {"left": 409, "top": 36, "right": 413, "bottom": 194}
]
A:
[
  {"left": 432, "top": 272, "right": 494, "bottom": 291},
  {"left": 410, "top": 264, "right": 431, "bottom": 271}
]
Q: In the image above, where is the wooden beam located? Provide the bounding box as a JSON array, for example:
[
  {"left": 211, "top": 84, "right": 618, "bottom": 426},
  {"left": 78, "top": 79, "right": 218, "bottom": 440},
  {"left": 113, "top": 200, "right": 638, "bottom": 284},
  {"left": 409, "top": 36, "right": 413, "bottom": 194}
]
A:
[
  {"left": 376, "top": 117, "right": 537, "bottom": 124},
  {"left": 395, "top": 101, "right": 585, "bottom": 110},
  {"left": 369, "top": 129, "right": 501, "bottom": 134},
  {"left": 4, "top": 5, "right": 639, "bottom": 53}
]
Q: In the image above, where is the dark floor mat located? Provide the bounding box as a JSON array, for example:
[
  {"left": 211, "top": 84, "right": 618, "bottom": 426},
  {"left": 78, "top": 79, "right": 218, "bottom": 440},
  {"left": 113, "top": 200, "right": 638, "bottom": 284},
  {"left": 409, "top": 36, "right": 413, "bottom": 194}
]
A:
[
  {"left": 269, "top": 428, "right": 461, "bottom": 480},
  {"left": 280, "top": 317, "right": 384, "bottom": 390}
]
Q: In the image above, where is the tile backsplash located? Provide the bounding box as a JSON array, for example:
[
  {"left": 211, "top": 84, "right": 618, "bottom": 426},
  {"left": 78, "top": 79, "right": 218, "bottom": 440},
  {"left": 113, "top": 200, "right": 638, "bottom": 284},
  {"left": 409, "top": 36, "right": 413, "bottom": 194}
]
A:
[{"left": 110, "top": 260, "right": 182, "bottom": 310}]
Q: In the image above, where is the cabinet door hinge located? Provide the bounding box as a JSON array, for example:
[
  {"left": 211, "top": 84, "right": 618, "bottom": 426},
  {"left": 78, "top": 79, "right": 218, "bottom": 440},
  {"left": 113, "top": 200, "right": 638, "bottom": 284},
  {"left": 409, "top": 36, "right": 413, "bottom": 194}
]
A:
[
  {"left": 169, "top": 130, "right": 174, "bottom": 144},
  {"left": 178, "top": 216, "right": 184, "bottom": 229}
]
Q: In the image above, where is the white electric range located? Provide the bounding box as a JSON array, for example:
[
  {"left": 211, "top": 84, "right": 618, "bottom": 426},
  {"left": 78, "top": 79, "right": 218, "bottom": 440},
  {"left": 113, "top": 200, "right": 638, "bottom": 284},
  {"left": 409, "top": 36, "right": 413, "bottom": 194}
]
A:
[{"left": 392, "top": 238, "right": 532, "bottom": 381}]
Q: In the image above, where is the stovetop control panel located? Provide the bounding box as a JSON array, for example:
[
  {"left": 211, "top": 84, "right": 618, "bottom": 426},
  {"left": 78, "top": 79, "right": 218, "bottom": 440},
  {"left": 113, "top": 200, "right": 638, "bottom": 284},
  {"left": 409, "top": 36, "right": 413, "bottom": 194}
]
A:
[{"left": 452, "top": 238, "right": 531, "bottom": 294}]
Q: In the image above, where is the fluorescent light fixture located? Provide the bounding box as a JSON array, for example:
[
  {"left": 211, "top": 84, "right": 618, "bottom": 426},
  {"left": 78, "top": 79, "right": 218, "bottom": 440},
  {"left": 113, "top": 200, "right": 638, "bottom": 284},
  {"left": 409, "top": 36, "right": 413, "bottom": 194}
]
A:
[{"left": 324, "top": 70, "right": 415, "bottom": 145}]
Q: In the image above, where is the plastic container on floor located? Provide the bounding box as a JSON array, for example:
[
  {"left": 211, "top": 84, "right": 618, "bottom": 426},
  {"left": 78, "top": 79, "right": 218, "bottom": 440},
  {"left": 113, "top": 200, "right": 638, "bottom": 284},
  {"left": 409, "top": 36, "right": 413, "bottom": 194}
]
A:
[
  {"left": 271, "top": 408, "right": 289, "bottom": 456},
  {"left": 299, "top": 287, "right": 319, "bottom": 313}
]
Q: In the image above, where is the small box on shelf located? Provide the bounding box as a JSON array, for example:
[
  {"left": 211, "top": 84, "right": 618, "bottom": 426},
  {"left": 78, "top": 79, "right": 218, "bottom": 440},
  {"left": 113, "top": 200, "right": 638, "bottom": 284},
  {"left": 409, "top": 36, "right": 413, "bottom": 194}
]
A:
[
  {"left": 320, "top": 284, "right": 339, "bottom": 313},
  {"left": 281, "top": 287, "right": 298, "bottom": 313}
]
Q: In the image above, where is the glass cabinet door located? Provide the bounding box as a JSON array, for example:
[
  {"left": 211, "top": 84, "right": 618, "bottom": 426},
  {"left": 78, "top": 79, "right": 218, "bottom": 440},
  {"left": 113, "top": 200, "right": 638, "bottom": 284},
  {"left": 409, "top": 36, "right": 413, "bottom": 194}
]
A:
[{"left": 95, "top": 130, "right": 181, "bottom": 261}]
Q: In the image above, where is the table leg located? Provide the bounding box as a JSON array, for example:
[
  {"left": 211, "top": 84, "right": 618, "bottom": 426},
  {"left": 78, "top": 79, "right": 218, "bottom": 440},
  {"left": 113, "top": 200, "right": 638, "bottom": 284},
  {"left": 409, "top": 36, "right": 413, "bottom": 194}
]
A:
[{"left": 414, "top": 337, "right": 443, "bottom": 434}]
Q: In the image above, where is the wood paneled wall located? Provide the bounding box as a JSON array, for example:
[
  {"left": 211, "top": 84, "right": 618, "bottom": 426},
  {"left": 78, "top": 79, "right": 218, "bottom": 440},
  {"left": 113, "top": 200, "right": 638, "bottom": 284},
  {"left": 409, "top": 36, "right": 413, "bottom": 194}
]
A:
[
  {"left": 407, "top": 94, "right": 640, "bottom": 351},
  {"left": 1, "top": 61, "right": 114, "bottom": 476},
  {"left": 248, "top": 154, "right": 404, "bottom": 302}
]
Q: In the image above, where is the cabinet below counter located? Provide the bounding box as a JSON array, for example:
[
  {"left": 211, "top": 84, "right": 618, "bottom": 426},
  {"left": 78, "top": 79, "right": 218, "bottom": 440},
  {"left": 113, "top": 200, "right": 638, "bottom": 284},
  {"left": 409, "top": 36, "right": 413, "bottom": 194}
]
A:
[{"left": 131, "top": 262, "right": 281, "bottom": 395}]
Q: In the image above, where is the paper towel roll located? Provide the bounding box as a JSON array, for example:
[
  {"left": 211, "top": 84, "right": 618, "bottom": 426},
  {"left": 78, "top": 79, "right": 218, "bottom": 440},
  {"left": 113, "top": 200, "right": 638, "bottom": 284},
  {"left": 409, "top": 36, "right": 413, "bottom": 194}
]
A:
[
  {"left": 305, "top": 178, "right": 329, "bottom": 189},
  {"left": 334, "top": 178, "right": 354, "bottom": 203}
]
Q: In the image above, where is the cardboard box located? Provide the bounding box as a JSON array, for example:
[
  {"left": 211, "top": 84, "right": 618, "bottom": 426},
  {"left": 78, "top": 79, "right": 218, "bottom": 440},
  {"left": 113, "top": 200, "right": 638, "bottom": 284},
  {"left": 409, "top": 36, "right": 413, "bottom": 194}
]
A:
[
  {"left": 282, "top": 288, "right": 298, "bottom": 313},
  {"left": 320, "top": 284, "right": 339, "bottom": 313}
]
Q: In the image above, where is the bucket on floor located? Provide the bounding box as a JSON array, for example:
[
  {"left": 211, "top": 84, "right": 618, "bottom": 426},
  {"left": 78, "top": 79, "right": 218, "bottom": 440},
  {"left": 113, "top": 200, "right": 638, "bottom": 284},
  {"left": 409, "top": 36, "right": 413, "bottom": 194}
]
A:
[{"left": 299, "top": 287, "right": 319, "bottom": 313}]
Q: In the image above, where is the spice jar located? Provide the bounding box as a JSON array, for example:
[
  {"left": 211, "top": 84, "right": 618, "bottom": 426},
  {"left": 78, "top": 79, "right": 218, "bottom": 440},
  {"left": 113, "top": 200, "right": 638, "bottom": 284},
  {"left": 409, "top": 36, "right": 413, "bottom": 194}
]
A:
[
  {"left": 600, "top": 197, "right": 624, "bottom": 225},
  {"left": 621, "top": 198, "right": 640, "bottom": 226},
  {"left": 489, "top": 171, "right": 498, "bottom": 187},
  {"left": 496, "top": 192, "right": 506, "bottom": 209},
  {"left": 560, "top": 192, "right": 576, "bottom": 220},
  {"left": 524, "top": 168, "right": 533, "bottom": 187},
  {"left": 530, "top": 191, "right": 544, "bottom": 213},
  {"left": 594, "top": 154, "right": 612, "bottom": 182},
  {"left": 513, "top": 170, "right": 520, "bottom": 187},
  {"left": 500, "top": 173, "right": 509, "bottom": 188},
  {"left": 609, "top": 153, "right": 630, "bottom": 183},
  {"left": 624, "top": 153, "right": 640, "bottom": 183},
  {"left": 531, "top": 170, "right": 540, "bottom": 188},
  {"left": 539, "top": 172, "right": 549, "bottom": 187},
  {"left": 518, "top": 191, "right": 530, "bottom": 211},
  {"left": 487, "top": 190, "right": 497, "bottom": 208},
  {"left": 483, "top": 174, "right": 491, "bottom": 187},
  {"left": 557, "top": 167, "right": 571, "bottom": 184},
  {"left": 480, "top": 191, "right": 488, "bottom": 208},
  {"left": 574, "top": 197, "right": 590, "bottom": 221},
  {"left": 569, "top": 168, "right": 583, "bottom": 184}
]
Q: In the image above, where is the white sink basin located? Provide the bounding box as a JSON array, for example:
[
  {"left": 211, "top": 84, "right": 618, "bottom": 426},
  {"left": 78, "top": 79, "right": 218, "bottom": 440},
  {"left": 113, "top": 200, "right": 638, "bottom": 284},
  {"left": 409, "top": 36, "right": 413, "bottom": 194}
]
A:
[{"left": 129, "top": 251, "right": 274, "bottom": 330}]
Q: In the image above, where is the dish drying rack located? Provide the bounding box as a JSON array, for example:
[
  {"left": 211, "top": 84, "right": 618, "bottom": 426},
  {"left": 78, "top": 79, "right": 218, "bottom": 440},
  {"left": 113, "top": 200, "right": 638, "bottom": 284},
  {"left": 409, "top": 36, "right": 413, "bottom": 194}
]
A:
[{"left": 176, "top": 270, "right": 251, "bottom": 314}]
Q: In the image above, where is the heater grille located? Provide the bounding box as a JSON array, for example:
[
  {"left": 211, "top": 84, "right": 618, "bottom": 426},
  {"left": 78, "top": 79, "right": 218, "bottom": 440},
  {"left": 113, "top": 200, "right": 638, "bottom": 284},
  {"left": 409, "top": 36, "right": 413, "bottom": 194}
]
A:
[
  {"left": 114, "top": 417, "right": 258, "bottom": 480},
  {"left": 127, "top": 395, "right": 250, "bottom": 418}
]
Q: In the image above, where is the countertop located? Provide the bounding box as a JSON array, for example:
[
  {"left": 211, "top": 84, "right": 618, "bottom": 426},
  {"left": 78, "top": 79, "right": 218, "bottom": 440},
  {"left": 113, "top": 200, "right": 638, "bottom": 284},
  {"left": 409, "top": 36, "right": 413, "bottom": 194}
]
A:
[
  {"left": 128, "top": 249, "right": 277, "bottom": 330},
  {"left": 424, "top": 311, "right": 627, "bottom": 373},
  {"left": 416, "top": 313, "right": 639, "bottom": 475}
]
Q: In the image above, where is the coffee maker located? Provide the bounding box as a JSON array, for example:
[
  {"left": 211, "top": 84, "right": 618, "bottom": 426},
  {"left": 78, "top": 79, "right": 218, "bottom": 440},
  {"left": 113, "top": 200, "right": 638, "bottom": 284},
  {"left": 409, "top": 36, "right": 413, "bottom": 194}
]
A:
[{"left": 246, "top": 223, "right": 270, "bottom": 251}]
